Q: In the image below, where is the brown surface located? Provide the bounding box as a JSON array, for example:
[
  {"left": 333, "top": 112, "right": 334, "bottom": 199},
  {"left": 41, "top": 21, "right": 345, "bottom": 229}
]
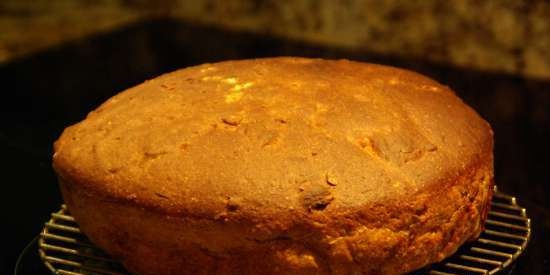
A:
[
  {"left": 53, "top": 57, "right": 494, "bottom": 275},
  {"left": 4, "top": 1, "right": 550, "bottom": 79}
]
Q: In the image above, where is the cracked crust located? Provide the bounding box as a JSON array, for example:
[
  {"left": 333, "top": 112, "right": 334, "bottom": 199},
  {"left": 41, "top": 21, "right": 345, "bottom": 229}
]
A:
[{"left": 53, "top": 57, "right": 494, "bottom": 275}]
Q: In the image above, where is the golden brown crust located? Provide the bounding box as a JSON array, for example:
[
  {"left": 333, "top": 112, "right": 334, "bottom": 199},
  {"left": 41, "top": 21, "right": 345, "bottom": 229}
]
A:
[{"left": 53, "top": 57, "right": 494, "bottom": 275}]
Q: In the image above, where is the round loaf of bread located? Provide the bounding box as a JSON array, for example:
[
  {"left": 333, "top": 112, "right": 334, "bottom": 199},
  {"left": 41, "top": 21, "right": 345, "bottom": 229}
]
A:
[{"left": 53, "top": 57, "right": 494, "bottom": 275}]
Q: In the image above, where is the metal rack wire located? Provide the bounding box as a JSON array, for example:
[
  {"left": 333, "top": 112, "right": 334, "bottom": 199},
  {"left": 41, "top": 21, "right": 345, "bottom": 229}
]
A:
[{"left": 38, "top": 189, "right": 531, "bottom": 275}]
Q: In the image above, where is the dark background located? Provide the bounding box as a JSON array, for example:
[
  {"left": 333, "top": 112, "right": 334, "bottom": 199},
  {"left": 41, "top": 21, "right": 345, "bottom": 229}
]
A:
[{"left": 2, "top": 19, "right": 549, "bottom": 274}]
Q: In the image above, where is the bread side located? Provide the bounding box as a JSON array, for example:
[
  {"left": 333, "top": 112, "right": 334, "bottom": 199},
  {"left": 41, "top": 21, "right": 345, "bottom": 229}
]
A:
[{"left": 59, "top": 152, "right": 492, "bottom": 275}]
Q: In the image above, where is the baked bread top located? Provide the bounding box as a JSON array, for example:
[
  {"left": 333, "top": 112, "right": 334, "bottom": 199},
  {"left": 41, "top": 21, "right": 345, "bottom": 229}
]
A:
[{"left": 53, "top": 57, "right": 492, "bottom": 219}]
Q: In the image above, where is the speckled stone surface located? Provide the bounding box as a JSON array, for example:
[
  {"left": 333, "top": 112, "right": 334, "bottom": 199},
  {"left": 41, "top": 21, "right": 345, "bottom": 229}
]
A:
[
  {"left": 1, "top": 0, "right": 550, "bottom": 78},
  {"left": 168, "top": 0, "right": 550, "bottom": 79},
  {"left": 0, "top": 1, "right": 139, "bottom": 62}
]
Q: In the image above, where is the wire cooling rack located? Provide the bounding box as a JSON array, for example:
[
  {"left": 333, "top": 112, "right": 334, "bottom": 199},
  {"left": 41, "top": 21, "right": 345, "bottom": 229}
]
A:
[{"left": 38, "top": 189, "right": 531, "bottom": 275}]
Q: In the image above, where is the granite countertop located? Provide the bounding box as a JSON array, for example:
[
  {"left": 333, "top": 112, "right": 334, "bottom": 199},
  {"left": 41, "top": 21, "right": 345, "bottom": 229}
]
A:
[
  {"left": 2, "top": 0, "right": 550, "bottom": 79},
  {"left": 1, "top": 19, "right": 548, "bottom": 275}
]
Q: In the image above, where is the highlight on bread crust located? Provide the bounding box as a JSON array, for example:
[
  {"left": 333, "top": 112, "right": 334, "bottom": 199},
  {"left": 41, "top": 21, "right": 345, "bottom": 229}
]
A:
[{"left": 53, "top": 57, "right": 494, "bottom": 275}]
